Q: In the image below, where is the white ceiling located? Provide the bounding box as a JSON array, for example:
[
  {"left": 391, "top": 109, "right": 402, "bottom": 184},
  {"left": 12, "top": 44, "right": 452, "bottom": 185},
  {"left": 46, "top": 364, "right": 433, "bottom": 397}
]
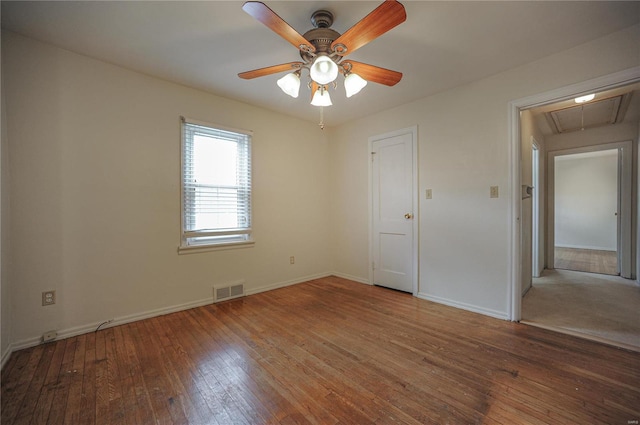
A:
[{"left": 2, "top": 1, "right": 639, "bottom": 127}]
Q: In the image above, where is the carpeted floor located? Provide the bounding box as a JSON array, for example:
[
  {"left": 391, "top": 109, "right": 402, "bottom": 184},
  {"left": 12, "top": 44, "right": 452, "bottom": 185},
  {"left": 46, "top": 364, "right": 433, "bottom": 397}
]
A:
[{"left": 522, "top": 269, "right": 640, "bottom": 351}]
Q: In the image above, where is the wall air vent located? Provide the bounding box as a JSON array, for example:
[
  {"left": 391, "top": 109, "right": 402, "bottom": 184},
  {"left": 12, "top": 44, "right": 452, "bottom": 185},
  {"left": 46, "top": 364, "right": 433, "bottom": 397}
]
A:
[{"left": 214, "top": 281, "right": 245, "bottom": 302}]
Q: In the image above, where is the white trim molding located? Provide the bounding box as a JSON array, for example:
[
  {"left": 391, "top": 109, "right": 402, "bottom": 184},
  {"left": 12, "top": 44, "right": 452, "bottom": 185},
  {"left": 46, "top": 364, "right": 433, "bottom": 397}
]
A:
[
  {"left": 330, "top": 272, "right": 371, "bottom": 285},
  {"left": 1, "top": 343, "right": 13, "bottom": 370},
  {"left": 417, "top": 292, "right": 509, "bottom": 321},
  {"left": 11, "top": 297, "right": 215, "bottom": 352},
  {"left": 10, "top": 272, "right": 332, "bottom": 353},
  {"left": 244, "top": 272, "right": 332, "bottom": 296}
]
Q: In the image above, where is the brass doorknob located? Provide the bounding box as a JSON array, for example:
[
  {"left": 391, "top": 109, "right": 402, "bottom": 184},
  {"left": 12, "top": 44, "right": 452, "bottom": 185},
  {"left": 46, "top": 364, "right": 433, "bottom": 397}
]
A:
[{"left": 404, "top": 213, "right": 413, "bottom": 219}]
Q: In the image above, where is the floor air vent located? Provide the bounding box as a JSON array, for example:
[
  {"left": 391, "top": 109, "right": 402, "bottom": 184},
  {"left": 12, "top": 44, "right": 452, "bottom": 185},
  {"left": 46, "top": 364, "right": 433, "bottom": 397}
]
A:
[{"left": 214, "top": 281, "right": 245, "bottom": 302}]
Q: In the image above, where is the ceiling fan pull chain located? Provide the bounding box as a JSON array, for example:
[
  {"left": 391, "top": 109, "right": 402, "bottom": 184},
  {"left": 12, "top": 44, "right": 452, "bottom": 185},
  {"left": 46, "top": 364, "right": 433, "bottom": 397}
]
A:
[{"left": 318, "top": 106, "right": 325, "bottom": 130}]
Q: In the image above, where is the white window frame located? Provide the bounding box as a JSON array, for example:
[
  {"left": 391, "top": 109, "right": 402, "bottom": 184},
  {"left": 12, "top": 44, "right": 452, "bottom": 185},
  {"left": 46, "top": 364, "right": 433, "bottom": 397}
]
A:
[{"left": 179, "top": 116, "right": 254, "bottom": 253}]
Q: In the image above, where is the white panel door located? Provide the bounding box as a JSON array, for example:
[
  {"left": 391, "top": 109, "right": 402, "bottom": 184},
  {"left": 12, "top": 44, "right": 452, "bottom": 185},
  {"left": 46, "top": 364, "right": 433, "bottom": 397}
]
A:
[{"left": 372, "top": 132, "right": 415, "bottom": 293}]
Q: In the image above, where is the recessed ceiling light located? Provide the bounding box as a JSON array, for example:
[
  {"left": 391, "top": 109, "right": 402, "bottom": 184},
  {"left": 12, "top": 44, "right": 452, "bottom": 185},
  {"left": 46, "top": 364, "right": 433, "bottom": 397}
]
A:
[{"left": 574, "top": 94, "right": 595, "bottom": 104}]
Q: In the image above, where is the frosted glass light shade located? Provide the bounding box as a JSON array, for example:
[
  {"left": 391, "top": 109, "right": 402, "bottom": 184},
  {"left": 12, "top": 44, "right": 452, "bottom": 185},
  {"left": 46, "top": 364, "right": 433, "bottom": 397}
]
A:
[
  {"left": 311, "top": 89, "right": 332, "bottom": 106},
  {"left": 310, "top": 55, "right": 339, "bottom": 85},
  {"left": 277, "top": 72, "right": 300, "bottom": 98},
  {"left": 574, "top": 94, "right": 595, "bottom": 104},
  {"left": 344, "top": 73, "right": 367, "bottom": 97}
]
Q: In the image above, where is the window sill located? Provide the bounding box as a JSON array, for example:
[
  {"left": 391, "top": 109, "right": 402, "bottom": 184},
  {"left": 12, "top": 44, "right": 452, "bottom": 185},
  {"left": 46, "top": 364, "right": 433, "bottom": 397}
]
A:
[{"left": 178, "top": 240, "right": 255, "bottom": 255}]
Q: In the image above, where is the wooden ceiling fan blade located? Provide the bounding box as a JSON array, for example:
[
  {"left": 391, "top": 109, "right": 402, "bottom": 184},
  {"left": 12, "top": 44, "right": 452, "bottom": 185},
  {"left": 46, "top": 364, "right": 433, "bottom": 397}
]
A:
[
  {"left": 242, "top": 2, "right": 315, "bottom": 53},
  {"left": 331, "top": 0, "right": 406, "bottom": 57},
  {"left": 343, "top": 61, "right": 402, "bottom": 86},
  {"left": 238, "top": 62, "right": 304, "bottom": 79}
]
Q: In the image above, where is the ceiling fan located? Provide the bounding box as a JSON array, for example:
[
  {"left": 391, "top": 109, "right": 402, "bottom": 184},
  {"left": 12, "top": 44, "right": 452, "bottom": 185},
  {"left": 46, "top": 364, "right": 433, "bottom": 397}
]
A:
[{"left": 238, "top": 0, "right": 406, "bottom": 112}]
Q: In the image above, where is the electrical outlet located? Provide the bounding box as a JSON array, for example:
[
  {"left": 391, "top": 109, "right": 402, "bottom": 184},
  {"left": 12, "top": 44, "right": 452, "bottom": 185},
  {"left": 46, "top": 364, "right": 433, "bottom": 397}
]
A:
[
  {"left": 490, "top": 186, "right": 499, "bottom": 198},
  {"left": 42, "top": 330, "right": 57, "bottom": 342},
  {"left": 290, "top": 256, "right": 295, "bottom": 264},
  {"left": 42, "top": 290, "right": 56, "bottom": 306},
  {"left": 425, "top": 189, "right": 432, "bottom": 199}
]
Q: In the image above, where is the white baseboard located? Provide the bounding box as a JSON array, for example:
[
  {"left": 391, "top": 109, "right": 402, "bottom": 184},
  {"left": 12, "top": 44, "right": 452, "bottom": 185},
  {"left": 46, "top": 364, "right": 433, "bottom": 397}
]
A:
[
  {"left": 244, "top": 272, "right": 332, "bottom": 296},
  {"left": 330, "top": 272, "right": 371, "bottom": 285},
  {"left": 1, "top": 343, "right": 13, "bottom": 370},
  {"left": 6, "top": 273, "right": 511, "bottom": 358},
  {"left": 416, "top": 292, "right": 509, "bottom": 321},
  {"left": 10, "top": 272, "right": 334, "bottom": 353},
  {"left": 11, "top": 296, "right": 215, "bottom": 352}
]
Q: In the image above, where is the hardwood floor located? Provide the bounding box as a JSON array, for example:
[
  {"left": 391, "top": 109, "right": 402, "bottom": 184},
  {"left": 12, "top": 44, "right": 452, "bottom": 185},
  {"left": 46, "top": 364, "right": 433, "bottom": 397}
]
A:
[
  {"left": 554, "top": 247, "right": 618, "bottom": 275},
  {"left": 2, "top": 276, "right": 639, "bottom": 424}
]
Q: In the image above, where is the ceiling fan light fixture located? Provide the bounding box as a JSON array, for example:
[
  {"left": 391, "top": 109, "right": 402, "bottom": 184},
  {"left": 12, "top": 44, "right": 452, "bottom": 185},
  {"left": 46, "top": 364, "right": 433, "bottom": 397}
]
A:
[
  {"left": 311, "top": 88, "right": 332, "bottom": 106},
  {"left": 574, "top": 94, "right": 595, "bottom": 104},
  {"left": 310, "top": 55, "right": 339, "bottom": 85},
  {"left": 239, "top": 0, "right": 407, "bottom": 125},
  {"left": 344, "top": 73, "right": 367, "bottom": 98},
  {"left": 277, "top": 72, "right": 301, "bottom": 98}
]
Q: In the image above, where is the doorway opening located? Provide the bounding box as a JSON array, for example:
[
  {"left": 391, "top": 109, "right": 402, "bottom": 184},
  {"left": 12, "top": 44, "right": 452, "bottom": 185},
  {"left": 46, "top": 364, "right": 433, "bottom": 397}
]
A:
[
  {"left": 509, "top": 67, "right": 640, "bottom": 350},
  {"left": 553, "top": 149, "right": 619, "bottom": 276},
  {"left": 547, "top": 141, "right": 632, "bottom": 278},
  {"left": 524, "top": 140, "right": 635, "bottom": 350}
]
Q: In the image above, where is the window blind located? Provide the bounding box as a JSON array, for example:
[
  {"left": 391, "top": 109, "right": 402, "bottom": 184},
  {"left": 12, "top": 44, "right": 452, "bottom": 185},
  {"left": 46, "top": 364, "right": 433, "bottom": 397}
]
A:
[{"left": 181, "top": 117, "right": 252, "bottom": 246}]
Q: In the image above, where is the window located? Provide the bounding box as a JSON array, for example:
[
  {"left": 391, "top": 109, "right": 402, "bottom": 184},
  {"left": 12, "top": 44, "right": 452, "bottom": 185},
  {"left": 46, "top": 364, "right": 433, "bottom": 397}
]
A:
[{"left": 180, "top": 117, "right": 252, "bottom": 251}]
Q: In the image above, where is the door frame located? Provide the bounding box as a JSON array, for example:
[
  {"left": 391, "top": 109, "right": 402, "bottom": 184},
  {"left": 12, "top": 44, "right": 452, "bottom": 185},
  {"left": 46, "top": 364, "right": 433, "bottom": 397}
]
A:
[
  {"left": 368, "top": 126, "right": 419, "bottom": 296},
  {"left": 547, "top": 142, "right": 631, "bottom": 275},
  {"left": 508, "top": 66, "right": 640, "bottom": 321},
  {"left": 531, "top": 139, "right": 542, "bottom": 278}
]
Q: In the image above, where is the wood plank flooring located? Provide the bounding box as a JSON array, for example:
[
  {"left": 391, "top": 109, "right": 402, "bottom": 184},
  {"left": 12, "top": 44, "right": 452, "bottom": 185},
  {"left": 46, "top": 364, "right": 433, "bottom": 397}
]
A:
[
  {"left": 554, "top": 247, "right": 618, "bottom": 275},
  {"left": 2, "top": 276, "right": 639, "bottom": 424}
]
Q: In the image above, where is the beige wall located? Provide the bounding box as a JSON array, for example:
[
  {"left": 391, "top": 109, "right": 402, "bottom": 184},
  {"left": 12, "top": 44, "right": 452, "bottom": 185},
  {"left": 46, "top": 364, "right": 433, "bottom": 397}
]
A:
[
  {"left": 329, "top": 24, "right": 640, "bottom": 318},
  {"left": 2, "top": 32, "right": 331, "bottom": 348},
  {"left": 2, "top": 22, "right": 639, "bottom": 353},
  {"left": 554, "top": 151, "right": 619, "bottom": 250}
]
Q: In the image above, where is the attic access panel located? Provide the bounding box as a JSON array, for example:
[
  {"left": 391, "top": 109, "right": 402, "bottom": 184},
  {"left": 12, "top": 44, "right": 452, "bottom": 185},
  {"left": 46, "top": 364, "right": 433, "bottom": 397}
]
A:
[{"left": 547, "top": 94, "right": 631, "bottom": 134}]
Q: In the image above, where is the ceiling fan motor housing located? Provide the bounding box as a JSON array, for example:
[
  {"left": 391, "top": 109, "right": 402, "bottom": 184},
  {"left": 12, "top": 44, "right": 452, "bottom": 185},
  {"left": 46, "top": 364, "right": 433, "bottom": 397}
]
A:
[
  {"left": 239, "top": 1, "right": 405, "bottom": 88},
  {"left": 300, "top": 10, "right": 343, "bottom": 63},
  {"left": 311, "top": 10, "right": 333, "bottom": 28},
  {"left": 301, "top": 27, "right": 342, "bottom": 62}
]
